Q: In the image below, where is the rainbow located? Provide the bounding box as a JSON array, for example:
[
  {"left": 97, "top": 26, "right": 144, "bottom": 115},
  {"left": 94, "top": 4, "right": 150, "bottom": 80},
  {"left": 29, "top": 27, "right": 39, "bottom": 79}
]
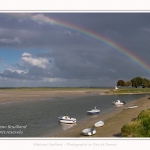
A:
[{"left": 15, "top": 14, "right": 150, "bottom": 73}]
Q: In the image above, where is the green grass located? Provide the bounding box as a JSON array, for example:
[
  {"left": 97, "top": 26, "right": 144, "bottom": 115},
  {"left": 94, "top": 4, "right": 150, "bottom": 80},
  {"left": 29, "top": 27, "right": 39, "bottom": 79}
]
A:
[
  {"left": 0, "top": 87, "right": 110, "bottom": 91},
  {"left": 107, "top": 88, "right": 150, "bottom": 94},
  {"left": 121, "top": 109, "right": 150, "bottom": 137}
]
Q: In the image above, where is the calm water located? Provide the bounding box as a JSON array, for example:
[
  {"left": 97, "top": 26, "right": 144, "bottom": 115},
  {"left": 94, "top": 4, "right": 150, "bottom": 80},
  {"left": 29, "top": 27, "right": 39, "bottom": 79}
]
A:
[{"left": 0, "top": 94, "right": 146, "bottom": 137}]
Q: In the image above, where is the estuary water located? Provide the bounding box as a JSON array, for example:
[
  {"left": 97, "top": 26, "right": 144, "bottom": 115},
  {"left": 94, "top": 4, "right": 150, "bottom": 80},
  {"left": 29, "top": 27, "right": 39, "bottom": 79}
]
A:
[{"left": 0, "top": 94, "right": 146, "bottom": 137}]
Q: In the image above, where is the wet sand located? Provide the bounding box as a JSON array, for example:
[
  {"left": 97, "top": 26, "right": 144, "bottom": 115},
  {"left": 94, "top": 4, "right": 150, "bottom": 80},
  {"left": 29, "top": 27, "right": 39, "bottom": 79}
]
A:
[
  {"left": 52, "top": 95, "right": 150, "bottom": 138},
  {"left": 0, "top": 88, "right": 110, "bottom": 103}
]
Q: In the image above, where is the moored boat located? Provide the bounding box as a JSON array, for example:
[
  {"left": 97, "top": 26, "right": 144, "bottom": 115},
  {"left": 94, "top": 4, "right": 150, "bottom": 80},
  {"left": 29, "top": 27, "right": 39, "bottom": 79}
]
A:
[
  {"left": 94, "top": 120, "right": 104, "bottom": 127},
  {"left": 112, "top": 100, "right": 126, "bottom": 105},
  {"left": 82, "top": 128, "right": 96, "bottom": 136},
  {"left": 87, "top": 107, "right": 100, "bottom": 115},
  {"left": 58, "top": 116, "right": 76, "bottom": 124}
]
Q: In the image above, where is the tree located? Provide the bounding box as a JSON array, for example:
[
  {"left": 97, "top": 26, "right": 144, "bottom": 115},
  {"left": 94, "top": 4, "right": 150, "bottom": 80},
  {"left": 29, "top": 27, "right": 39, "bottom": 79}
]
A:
[
  {"left": 117, "top": 77, "right": 150, "bottom": 88},
  {"left": 117, "top": 80, "right": 125, "bottom": 86},
  {"left": 142, "top": 78, "right": 150, "bottom": 88},
  {"left": 131, "top": 76, "right": 143, "bottom": 88},
  {"left": 124, "top": 81, "right": 132, "bottom": 87}
]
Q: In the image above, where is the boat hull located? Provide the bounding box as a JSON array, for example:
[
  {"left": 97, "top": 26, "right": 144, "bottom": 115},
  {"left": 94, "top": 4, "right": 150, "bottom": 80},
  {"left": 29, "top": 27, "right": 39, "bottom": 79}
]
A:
[
  {"left": 87, "top": 111, "right": 100, "bottom": 115},
  {"left": 87, "top": 107, "right": 100, "bottom": 115},
  {"left": 112, "top": 100, "right": 125, "bottom": 105},
  {"left": 59, "top": 119, "right": 76, "bottom": 124},
  {"left": 58, "top": 116, "right": 76, "bottom": 124},
  {"left": 125, "top": 106, "right": 138, "bottom": 109},
  {"left": 82, "top": 128, "right": 96, "bottom": 136},
  {"left": 94, "top": 121, "right": 104, "bottom": 127}
]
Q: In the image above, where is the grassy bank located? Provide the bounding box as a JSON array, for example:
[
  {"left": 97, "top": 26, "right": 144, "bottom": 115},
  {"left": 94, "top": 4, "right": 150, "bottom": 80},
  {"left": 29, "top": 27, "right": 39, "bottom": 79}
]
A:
[
  {"left": 106, "top": 88, "right": 150, "bottom": 94},
  {"left": 121, "top": 108, "right": 150, "bottom": 137}
]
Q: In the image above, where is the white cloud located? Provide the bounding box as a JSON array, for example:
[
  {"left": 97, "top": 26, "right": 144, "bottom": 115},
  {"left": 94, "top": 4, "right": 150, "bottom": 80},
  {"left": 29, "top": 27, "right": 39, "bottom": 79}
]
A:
[
  {"left": 21, "top": 52, "right": 49, "bottom": 69},
  {"left": 8, "top": 68, "right": 26, "bottom": 74},
  {"left": 3, "top": 63, "right": 26, "bottom": 74},
  {"left": 22, "top": 52, "right": 32, "bottom": 57},
  {"left": 5, "top": 13, "right": 55, "bottom": 25},
  {"left": 31, "top": 14, "right": 55, "bottom": 25},
  {"left": 0, "top": 37, "right": 21, "bottom": 44}
]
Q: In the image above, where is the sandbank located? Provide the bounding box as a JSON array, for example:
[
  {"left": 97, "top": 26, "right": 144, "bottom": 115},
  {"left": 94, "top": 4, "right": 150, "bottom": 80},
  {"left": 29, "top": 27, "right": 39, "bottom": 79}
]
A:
[{"left": 0, "top": 88, "right": 110, "bottom": 103}]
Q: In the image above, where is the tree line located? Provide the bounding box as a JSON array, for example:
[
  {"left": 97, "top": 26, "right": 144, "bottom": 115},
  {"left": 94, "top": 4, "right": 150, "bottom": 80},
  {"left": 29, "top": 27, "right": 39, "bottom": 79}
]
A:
[{"left": 117, "top": 76, "right": 150, "bottom": 88}]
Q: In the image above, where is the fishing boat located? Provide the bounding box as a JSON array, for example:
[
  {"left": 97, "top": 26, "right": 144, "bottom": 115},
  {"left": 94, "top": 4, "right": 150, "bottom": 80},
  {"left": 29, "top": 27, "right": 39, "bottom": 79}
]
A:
[
  {"left": 87, "top": 107, "right": 100, "bottom": 115},
  {"left": 94, "top": 120, "right": 104, "bottom": 127},
  {"left": 112, "top": 100, "right": 126, "bottom": 105},
  {"left": 58, "top": 116, "right": 76, "bottom": 124},
  {"left": 82, "top": 128, "right": 96, "bottom": 136}
]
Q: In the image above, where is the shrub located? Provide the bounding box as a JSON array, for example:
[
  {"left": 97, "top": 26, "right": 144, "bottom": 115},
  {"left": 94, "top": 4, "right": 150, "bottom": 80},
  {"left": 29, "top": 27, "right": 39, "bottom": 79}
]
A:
[{"left": 121, "top": 109, "right": 150, "bottom": 137}]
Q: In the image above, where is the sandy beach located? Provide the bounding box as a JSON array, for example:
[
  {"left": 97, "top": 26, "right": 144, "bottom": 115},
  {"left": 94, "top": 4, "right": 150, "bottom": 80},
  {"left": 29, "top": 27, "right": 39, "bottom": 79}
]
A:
[{"left": 0, "top": 88, "right": 150, "bottom": 138}]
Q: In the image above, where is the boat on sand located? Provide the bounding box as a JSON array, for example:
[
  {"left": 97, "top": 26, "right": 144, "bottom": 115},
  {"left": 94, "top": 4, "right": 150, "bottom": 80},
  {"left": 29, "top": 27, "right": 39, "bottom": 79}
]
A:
[
  {"left": 82, "top": 128, "right": 96, "bottom": 136},
  {"left": 94, "top": 120, "right": 104, "bottom": 127},
  {"left": 125, "top": 105, "right": 138, "bottom": 109}
]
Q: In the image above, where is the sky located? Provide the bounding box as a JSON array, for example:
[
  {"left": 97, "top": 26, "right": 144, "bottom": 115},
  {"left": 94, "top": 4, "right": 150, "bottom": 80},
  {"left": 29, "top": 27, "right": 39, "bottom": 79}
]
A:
[{"left": 0, "top": 13, "right": 150, "bottom": 87}]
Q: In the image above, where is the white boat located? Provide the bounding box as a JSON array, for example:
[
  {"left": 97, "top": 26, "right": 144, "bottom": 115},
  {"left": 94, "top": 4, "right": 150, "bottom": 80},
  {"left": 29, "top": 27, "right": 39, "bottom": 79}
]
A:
[
  {"left": 94, "top": 120, "right": 104, "bottom": 127},
  {"left": 115, "top": 85, "right": 119, "bottom": 89},
  {"left": 58, "top": 116, "right": 76, "bottom": 124},
  {"left": 82, "top": 128, "right": 96, "bottom": 136},
  {"left": 87, "top": 107, "right": 100, "bottom": 115},
  {"left": 112, "top": 100, "right": 126, "bottom": 105},
  {"left": 125, "top": 105, "right": 138, "bottom": 109}
]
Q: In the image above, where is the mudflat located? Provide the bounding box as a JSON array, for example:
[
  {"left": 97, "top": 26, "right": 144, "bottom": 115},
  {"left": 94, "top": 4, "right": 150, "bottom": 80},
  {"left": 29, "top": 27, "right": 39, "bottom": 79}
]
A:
[{"left": 0, "top": 88, "right": 110, "bottom": 103}]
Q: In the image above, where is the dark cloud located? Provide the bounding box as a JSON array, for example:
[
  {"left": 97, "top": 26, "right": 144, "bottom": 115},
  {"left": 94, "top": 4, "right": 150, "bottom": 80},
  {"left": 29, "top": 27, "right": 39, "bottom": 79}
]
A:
[{"left": 0, "top": 13, "right": 150, "bottom": 87}]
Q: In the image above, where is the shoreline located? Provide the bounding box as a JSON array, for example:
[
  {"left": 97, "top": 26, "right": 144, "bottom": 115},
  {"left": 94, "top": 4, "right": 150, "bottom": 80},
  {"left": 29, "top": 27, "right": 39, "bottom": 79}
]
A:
[{"left": 51, "top": 95, "right": 150, "bottom": 138}]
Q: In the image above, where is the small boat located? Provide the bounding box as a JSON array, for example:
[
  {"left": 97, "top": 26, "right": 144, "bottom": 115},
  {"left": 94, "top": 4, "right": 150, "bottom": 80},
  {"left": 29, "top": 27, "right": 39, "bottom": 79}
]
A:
[
  {"left": 112, "top": 100, "right": 126, "bottom": 105},
  {"left": 82, "top": 128, "right": 96, "bottom": 136},
  {"left": 94, "top": 120, "right": 104, "bottom": 127},
  {"left": 58, "top": 116, "right": 76, "bottom": 124},
  {"left": 125, "top": 105, "right": 138, "bottom": 109},
  {"left": 87, "top": 107, "right": 100, "bottom": 115},
  {"left": 115, "top": 85, "right": 119, "bottom": 89}
]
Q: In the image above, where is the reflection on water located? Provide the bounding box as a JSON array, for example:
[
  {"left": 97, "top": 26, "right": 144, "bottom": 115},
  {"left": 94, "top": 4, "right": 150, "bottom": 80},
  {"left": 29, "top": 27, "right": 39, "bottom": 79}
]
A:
[
  {"left": 88, "top": 114, "right": 100, "bottom": 119},
  {"left": 60, "top": 123, "right": 76, "bottom": 130}
]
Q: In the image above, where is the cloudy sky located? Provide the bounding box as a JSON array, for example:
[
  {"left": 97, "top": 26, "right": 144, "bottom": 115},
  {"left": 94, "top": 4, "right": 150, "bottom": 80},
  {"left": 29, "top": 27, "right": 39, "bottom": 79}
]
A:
[{"left": 0, "top": 13, "right": 150, "bottom": 87}]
